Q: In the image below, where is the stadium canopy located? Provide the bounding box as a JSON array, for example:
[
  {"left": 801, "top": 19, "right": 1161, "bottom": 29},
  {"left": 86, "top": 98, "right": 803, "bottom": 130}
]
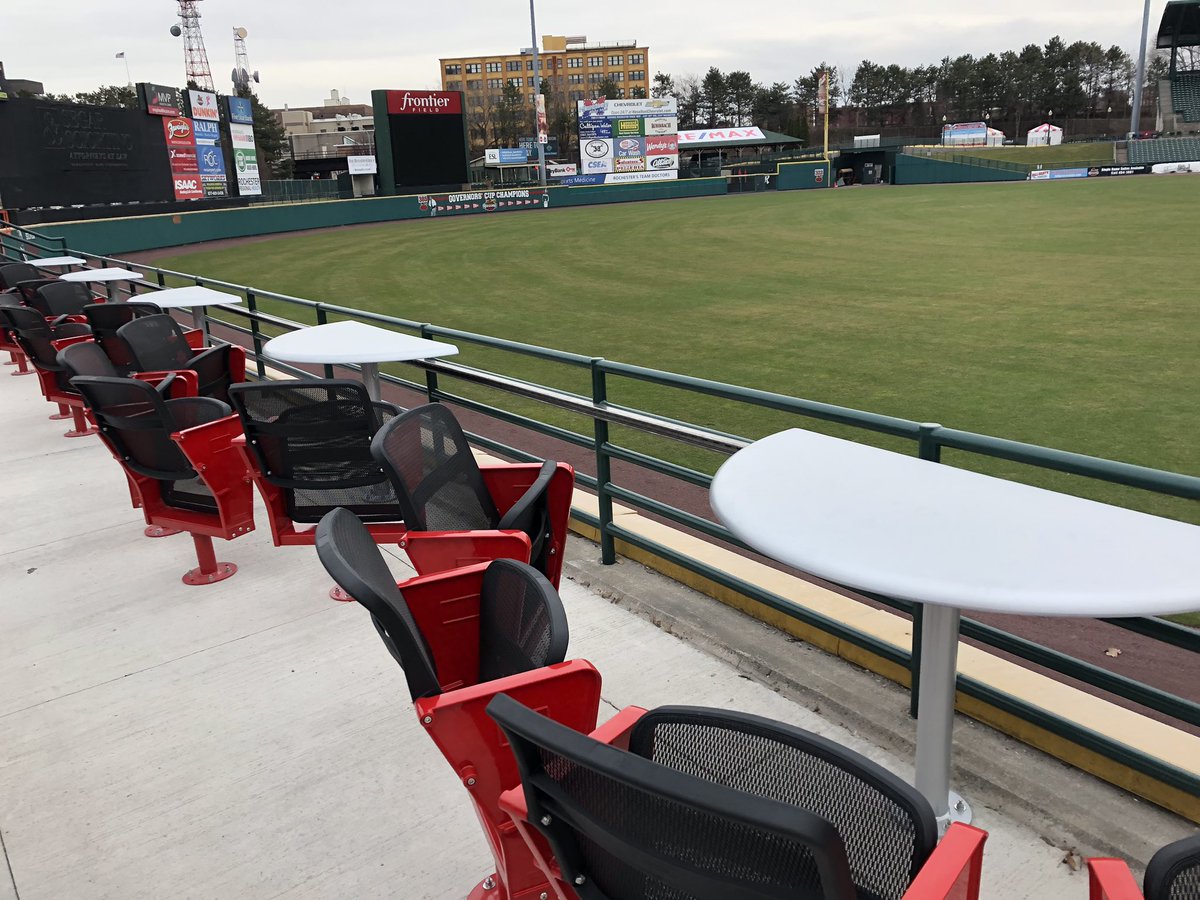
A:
[{"left": 1157, "top": 0, "right": 1200, "bottom": 48}]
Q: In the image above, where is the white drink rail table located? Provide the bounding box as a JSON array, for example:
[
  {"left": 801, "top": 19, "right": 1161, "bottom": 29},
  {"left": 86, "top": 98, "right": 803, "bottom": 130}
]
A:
[
  {"left": 263, "top": 320, "right": 459, "bottom": 400},
  {"left": 135, "top": 286, "right": 243, "bottom": 338},
  {"left": 710, "top": 428, "right": 1200, "bottom": 830},
  {"left": 32, "top": 256, "right": 88, "bottom": 269},
  {"left": 60, "top": 267, "right": 144, "bottom": 301}
]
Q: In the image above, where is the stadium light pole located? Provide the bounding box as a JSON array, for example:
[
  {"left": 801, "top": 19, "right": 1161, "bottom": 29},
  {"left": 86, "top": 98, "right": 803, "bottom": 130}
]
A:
[
  {"left": 1131, "top": 0, "right": 1153, "bottom": 137},
  {"left": 528, "top": 0, "right": 548, "bottom": 187}
]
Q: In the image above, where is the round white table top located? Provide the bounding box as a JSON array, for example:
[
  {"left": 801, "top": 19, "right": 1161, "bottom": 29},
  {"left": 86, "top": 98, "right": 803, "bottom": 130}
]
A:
[
  {"left": 33, "top": 256, "right": 88, "bottom": 267},
  {"left": 264, "top": 320, "right": 459, "bottom": 365},
  {"left": 710, "top": 429, "right": 1200, "bottom": 617},
  {"left": 60, "top": 268, "right": 144, "bottom": 282},
  {"left": 135, "top": 286, "right": 243, "bottom": 309}
]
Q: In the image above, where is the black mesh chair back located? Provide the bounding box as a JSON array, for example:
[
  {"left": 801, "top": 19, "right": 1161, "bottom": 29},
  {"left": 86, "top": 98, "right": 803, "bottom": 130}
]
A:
[
  {"left": 228, "top": 380, "right": 403, "bottom": 522},
  {"left": 314, "top": 506, "right": 441, "bottom": 698},
  {"left": 488, "top": 697, "right": 940, "bottom": 900},
  {"left": 32, "top": 282, "right": 94, "bottom": 318},
  {"left": 0, "top": 306, "right": 88, "bottom": 381},
  {"left": 83, "top": 301, "right": 163, "bottom": 371},
  {"left": 477, "top": 559, "right": 568, "bottom": 683},
  {"left": 1145, "top": 834, "right": 1200, "bottom": 900},
  {"left": 119, "top": 313, "right": 234, "bottom": 402},
  {"left": 315, "top": 507, "right": 569, "bottom": 699},
  {"left": 72, "top": 375, "right": 231, "bottom": 513},
  {"left": 14, "top": 278, "right": 61, "bottom": 305},
  {"left": 0, "top": 262, "right": 41, "bottom": 290},
  {"left": 57, "top": 341, "right": 121, "bottom": 381},
  {"left": 371, "top": 403, "right": 499, "bottom": 533}
]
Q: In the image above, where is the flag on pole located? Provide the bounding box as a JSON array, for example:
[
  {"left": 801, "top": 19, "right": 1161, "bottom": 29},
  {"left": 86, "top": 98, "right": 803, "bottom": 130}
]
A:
[{"left": 115, "top": 51, "right": 126, "bottom": 59}]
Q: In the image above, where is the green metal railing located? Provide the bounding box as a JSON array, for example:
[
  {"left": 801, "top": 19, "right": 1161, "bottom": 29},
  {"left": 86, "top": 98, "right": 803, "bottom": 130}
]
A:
[{"left": 3, "top": 224, "right": 1198, "bottom": 807}]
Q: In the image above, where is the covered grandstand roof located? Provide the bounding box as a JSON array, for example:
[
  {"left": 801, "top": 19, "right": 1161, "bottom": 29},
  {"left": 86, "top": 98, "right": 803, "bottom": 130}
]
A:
[{"left": 1157, "top": 0, "right": 1200, "bottom": 49}]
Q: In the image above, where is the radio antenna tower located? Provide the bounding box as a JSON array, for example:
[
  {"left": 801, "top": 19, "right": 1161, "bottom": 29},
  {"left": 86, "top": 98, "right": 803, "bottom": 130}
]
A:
[
  {"left": 231, "top": 26, "right": 261, "bottom": 93},
  {"left": 175, "top": 0, "right": 215, "bottom": 91}
]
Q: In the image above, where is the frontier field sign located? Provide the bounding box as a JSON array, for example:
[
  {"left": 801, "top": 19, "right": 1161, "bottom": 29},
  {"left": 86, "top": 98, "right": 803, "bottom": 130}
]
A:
[
  {"left": 568, "top": 97, "right": 679, "bottom": 186},
  {"left": 371, "top": 89, "right": 469, "bottom": 195}
]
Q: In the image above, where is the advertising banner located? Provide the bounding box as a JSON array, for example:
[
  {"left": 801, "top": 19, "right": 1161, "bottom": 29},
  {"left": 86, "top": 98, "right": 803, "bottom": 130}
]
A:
[
  {"left": 644, "top": 135, "right": 678, "bottom": 155},
  {"left": 536, "top": 94, "right": 548, "bottom": 144},
  {"left": 229, "top": 121, "right": 261, "bottom": 196},
  {"left": 187, "top": 90, "right": 219, "bottom": 121},
  {"left": 581, "top": 138, "right": 613, "bottom": 161},
  {"left": 577, "top": 118, "right": 612, "bottom": 139},
  {"left": 347, "top": 155, "right": 378, "bottom": 175},
  {"left": 547, "top": 163, "right": 577, "bottom": 177},
  {"left": 644, "top": 116, "right": 678, "bottom": 136},
  {"left": 226, "top": 96, "right": 254, "bottom": 125},
  {"left": 1028, "top": 167, "right": 1088, "bottom": 181},
  {"left": 612, "top": 117, "right": 643, "bottom": 137},
  {"left": 676, "top": 127, "right": 765, "bottom": 145},
  {"left": 1087, "top": 165, "right": 1151, "bottom": 177},
  {"left": 646, "top": 153, "right": 679, "bottom": 171},
  {"left": 560, "top": 171, "right": 678, "bottom": 186},
  {"left": 614, "top": 137, "right": 645, "bottom": 158},
  {"left": 192, "top": 117, "right": 228, "bottom": 198},
  {"left": 162, "top": 116, "right": 202, "bottom": 200},
  {"left": 614, "top": 157, "right": 646, "bottom": 172},
  {"left": 485, "top": 148, "right": 529, "bottom": 165},
  {"left": 416, "top": 187, "right": 549, "bottom": 217},
  {"left": 601, "top": 98, "right": 677, "bottom": 117},
  {"left": 519, "top": 135, "right": 559, "bottom": 155},
  {"left": 142, "top": 83, "right": 184, "bottom": 117}
]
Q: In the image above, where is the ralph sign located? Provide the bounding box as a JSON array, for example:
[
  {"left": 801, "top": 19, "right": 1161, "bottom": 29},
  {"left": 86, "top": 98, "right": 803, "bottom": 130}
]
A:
[{"left": 386, "top": 90, "right": 462, "bottom": 115}]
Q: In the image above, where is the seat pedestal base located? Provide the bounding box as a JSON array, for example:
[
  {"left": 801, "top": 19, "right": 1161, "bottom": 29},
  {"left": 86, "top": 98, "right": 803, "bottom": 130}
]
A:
[
  {"left": 329, "top": 584, "right": 354, "bottom": 602},
  {"left": 180, "top": 535, "right": 238, "bottom": 586},
  {"left": 466, "top": 875, "right": 502, "bottom": 900},
  {"left": 64, "top": 426, "right": 98, "bottom": 438},
  {"left": 146, "top": 525, "right": 183, "bottom": 538}
]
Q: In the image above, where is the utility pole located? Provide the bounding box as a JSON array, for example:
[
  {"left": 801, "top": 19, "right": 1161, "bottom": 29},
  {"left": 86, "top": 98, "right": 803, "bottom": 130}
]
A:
[
  {"left": 529, "top": 0, "right": 547, "bottom": 186},
  {"left": 1130, "top": 0, "right": 1153, "bottom": 137}
]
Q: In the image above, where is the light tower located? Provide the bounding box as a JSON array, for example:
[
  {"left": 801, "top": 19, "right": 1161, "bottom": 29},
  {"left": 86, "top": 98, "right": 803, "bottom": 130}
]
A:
[
  {"left": 175, "top": 0, "right": 215, "bottom": 91},
  {"left": 231, "top": 26, "right": 260, "bottom": 93}
]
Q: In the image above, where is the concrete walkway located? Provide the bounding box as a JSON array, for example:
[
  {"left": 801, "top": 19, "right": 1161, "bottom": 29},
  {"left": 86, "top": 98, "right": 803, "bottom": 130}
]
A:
[{"left": 0, "top": 366, "right": 1093, "bottom": 899}]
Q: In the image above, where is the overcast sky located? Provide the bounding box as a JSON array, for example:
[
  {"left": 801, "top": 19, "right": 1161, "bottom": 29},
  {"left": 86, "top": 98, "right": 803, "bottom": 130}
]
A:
[{"left": 1, "top": 1, "right": 1166, "bottom": 107}]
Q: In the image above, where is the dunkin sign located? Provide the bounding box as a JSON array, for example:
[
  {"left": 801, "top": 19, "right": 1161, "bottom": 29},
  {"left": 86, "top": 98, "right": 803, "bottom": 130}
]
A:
[{"left": 386, "top": 90, "right": 462, "bottom": 115}]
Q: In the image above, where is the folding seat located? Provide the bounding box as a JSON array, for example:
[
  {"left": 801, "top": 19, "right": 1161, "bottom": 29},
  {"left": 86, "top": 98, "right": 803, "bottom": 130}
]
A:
[
  {"left": 489, "top": 695, "right": 990, "bottom": 900},
  {"left": 0, "top": 262, "right": 46, "bottom": 292},
  {"left": 0, "top": 292, "right": 34, "bottom": 375},
  {"left": 82, "top": 301, "right": 166, "bottom": 373},
  {"left": 315, "top": 507, "right": 603, "bottom": 900},
  {"left": 371, "top": 403, "right": 575, "bottom": 588},
  {"left": 228, "top": 379, "right": 409, "bottom": 598},
  {"left": 71, "top": 376, "right": 254, "bottom": 584},
  {"left": 30, "top": 281, "right": 102, "bottom": 322},
  {"left": 0, "top": 305, "right": 95, "bottom": 437},
  {"left": 1087, "top": 834, "right": 1200, "bottom": 900},
  {"left": 118, "top": 313, "right": 245, "bottom": 403}
]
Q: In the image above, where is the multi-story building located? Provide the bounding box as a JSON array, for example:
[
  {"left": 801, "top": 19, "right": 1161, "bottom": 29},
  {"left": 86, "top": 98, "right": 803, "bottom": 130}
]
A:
[{"left": 439, "top": 35, "right": 650, "bottom": 105}]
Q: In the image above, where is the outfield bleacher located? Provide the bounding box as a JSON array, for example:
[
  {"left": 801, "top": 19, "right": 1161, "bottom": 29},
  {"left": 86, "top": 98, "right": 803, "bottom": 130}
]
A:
[
  {"left": 1172, "top": 71, "right": 1200, "bottom": 122},
  {"left": 1128, "top": 135, "right": 1200, "bottom": 164}
]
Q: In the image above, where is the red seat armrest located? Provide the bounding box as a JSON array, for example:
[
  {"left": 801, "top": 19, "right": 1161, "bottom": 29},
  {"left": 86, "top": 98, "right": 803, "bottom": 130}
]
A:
[
  {"left": 1086, "top": 859, "right": 1143, "bottom": 900},
  {"left": 134, "top": 370, "right": 198, "bottom": 397},
  {"left": 183, "top": 328, "right": 206, "bottom": 349},
  {"left": 403, "top": 529, "right": 532, "bottom": 577},
  {"left": 395, "top": 563, "right": 490, "bottom": 690},
  {"left": 902, "top": 822, "right": 988, "bottom": 900},
  {"left": 50, "top": 334, "right": 94, "bottom": 350},
  {"left": 588, "top": 705, "right": 649, "bottom": 751}
]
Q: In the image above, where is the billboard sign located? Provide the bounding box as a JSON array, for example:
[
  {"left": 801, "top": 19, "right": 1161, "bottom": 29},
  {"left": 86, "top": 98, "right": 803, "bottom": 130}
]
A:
[
  {"left": 577, "top": 118, "right": 612, "bottom": 139},
  {"left": 142, "top": 83, "right": 183, "bottom": 117},
  {"left": 347, "top": 155, "right": 377, "bottom": 174},
  {"left": 536, "top": 94, "right": 548, "bottom": 144},
  {"left": 485, "top": 148, "right": 529, "bottom": 165},
  {"left": 547, "top": 163, "right": 577, "bottom": 177},
  {"left": 614, "top": 137, "right": 645, "bottom": 158},
  {"left": 162, "top": 116, "right": 203, "bottom": 200},
  {"left": 226, "top": 96, "right": 254, "bottom": 125},
  {"left": 577, "top": 100, "right": 677, "bottom": 179},
  {"left": 602, "top": 98, "right": 677, "bottom": 117},
  {"left": 644, "top": 135, "right": 679, "bottom": 155},
  {"left": 519, "top": 135, "right": 559, "bottom": 155},
  {"left": 386, "top": 90, "right": 463, "bottom": 115},
  {"left": 192, "top": 117, "right": 228, "bottom": 198},
  {"left": 187, "top": 89, "right": 219, "bottom": 121},
  {"left": 562, "top": 170, "right": 679, "bottom": 185},
  {"left": 646, "top": 154, "right": 679, "bottom": 171},
  {"left": 1086, "top": 164, "right": 1150, "bottom": 177},
  {"left": 644, "top": 116, "right": 678, "bottom": 136},
  {"left": 229, "top": 121, "right": 261, "bottom": 196},
  {"left": 612, "top": 117, "right": 643, "bottom": 137},
  {"left": 1028, "top": 167, "right": 1088, "bottom": 181}
]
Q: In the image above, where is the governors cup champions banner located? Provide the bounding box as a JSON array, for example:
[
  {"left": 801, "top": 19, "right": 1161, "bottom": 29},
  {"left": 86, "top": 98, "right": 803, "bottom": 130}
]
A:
[{"left": 573, "top": 97, "right": 679, "bottom": 185}]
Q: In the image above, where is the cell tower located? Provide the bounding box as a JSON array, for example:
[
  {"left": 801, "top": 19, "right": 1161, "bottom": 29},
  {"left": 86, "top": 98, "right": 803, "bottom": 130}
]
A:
[
  {"left": 231, "top": 27, "right": 261, "bottom": 93},
  {"left": 175, "top": 0, "right": 215, "bottom": 91}
]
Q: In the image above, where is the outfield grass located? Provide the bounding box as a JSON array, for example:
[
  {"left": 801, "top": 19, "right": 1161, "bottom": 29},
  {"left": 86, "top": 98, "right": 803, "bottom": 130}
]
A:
[
  {"left": 157, "top": 176, "right": 1200, "bottom": 530},
  {"left": 927, "top": 143, "right": 1115, "bottom": 167}
]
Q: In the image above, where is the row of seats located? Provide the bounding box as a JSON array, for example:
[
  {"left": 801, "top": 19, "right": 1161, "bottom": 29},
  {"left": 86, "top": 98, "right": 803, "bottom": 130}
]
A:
[
  {"left": 1172, "top": 72, "right": 1200, "bottom": 123},
  {"left": 1127, "top": 136, "right": 1200, "bottom": 165},
  {"left": 6, "top": 257, "right": 1196, "bottom": 899}
]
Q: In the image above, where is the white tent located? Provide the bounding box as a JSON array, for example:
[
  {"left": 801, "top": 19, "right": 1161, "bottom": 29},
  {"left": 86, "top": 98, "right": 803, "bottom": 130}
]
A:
[
  {"left": 1026, "top": 123, "right": 1063, "bottom": 146},
  {"left": 985, "top": 127, "right": 1005, "bottom": 146}
]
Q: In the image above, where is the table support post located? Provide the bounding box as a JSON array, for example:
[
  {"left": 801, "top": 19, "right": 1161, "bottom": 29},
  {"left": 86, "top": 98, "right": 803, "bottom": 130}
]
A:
[
  {"left": 192, "top": 307, "right": 208, "bottom": 341},
  {"left": 914, "top": 603, "right": 972, "bottom": 831},
  {"left": 361, "top": 363, "right": 382, "bottom": 402}
]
